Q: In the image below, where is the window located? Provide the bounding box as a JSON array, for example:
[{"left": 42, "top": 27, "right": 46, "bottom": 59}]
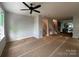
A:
[{"left": 0, "top": 8, "right": 4, "bottom": 40}]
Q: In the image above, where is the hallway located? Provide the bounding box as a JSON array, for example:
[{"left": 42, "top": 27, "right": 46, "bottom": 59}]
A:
[{"left": 1, "top": 34, "right": 79, "bottom": 57}]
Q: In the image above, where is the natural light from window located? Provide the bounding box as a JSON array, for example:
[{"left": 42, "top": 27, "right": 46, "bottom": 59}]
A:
[{"left": 0, "top": 8, "right": 4, "bottom": 41}]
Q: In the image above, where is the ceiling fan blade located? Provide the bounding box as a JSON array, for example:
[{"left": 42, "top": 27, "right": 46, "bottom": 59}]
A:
[
  {"left": 22, "top": 2, "right": 30, "bottom": 8},
  {"left": 33, "top": 10, "right": 40, "bottom": 13},
  {"left": 33, "top": 5, "right": 41, "bottom": 9},
  {"left": 30, "top": 10, "right": 32, "bottom": 14},
  {"left": 21, "top": 9, "right": 30, "bottom": 10}
]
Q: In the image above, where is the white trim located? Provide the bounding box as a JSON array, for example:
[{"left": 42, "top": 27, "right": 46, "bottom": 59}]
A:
[
  {"left": 8, "top": 36, "right": 34, "bottom": 42},
  {"left": 0, "top": 35, "right": 4, "bottom": 41}
]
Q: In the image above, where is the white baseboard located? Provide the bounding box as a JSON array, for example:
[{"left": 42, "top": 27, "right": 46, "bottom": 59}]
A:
[{"left": 8, "top": 36, "right": 34, "bottom": 42}]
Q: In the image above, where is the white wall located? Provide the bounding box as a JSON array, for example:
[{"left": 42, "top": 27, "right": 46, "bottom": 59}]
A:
[
  {"left": 33, "top": 15, "right": 43, "bottom": 38},
  {"left": 73, "top": 15, "right": 79, "bottom": 38},
  {"left": 5, "top": 12, "right": 34, "bottom": 41}
]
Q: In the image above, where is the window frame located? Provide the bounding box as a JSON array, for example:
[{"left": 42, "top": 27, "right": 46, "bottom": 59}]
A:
[{"left": 0, "top": 8, "right": 5, "bottom": 41}]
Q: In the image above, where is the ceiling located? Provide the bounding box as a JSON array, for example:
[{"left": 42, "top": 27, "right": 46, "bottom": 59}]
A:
[{"left": 1, "top": 2, "right": 79, "bottom": 19}]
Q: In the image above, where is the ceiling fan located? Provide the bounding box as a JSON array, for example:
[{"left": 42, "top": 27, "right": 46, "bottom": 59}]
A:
[{"left": 21, "top": 2, "right": 41, "bottom": 14}]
